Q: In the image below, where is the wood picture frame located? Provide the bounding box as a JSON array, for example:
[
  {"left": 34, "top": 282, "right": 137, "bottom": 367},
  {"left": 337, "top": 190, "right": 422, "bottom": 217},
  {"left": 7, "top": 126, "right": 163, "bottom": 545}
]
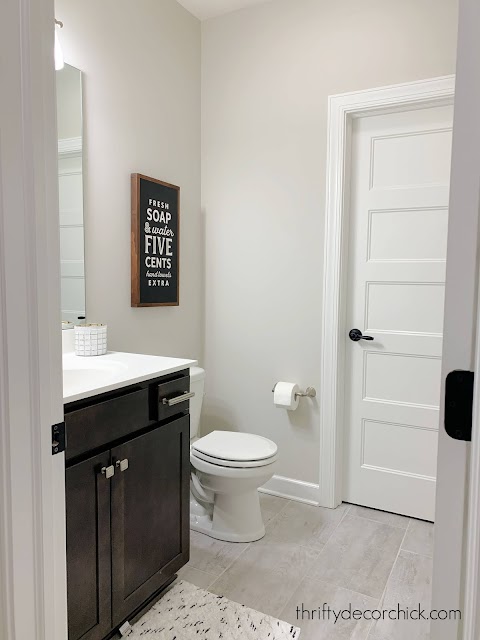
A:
[{"left": 131, "top": 173, "right": 180, "bottom": 307}]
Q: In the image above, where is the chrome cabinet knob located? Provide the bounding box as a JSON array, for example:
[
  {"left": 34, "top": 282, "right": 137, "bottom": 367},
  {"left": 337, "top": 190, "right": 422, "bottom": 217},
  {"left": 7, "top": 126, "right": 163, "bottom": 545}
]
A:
[
  {"left": 101, "top": 465, "right": 115, "bottom": 479},
  {"left": 116, "top": 459, "right": 129, "bottom": 472}
]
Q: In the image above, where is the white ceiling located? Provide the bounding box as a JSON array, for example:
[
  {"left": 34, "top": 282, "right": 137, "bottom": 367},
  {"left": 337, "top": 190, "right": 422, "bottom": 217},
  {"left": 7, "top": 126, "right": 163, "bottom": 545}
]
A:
[{"left": 177, "top": 0, "right": 272, "bottom": 21}]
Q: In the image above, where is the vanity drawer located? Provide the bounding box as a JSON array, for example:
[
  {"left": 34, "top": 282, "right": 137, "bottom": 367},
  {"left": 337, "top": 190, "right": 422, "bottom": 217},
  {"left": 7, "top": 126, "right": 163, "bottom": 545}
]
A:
[
  {"left": 65, "top": 387, "right": 153, "bottom": 461},
  {"left": 154, "top": 376, "right": 191, "bottom": 422}
]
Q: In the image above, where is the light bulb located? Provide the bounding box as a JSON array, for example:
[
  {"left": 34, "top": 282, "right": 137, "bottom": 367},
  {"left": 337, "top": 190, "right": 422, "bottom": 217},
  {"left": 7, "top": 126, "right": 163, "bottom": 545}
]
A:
[{"left": 55, "top": 25, "right": 64, "bottom": 71}]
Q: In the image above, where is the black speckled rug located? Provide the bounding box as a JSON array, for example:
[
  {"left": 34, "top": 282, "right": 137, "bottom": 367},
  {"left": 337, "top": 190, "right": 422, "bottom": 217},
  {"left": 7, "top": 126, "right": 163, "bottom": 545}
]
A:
[{"left": 127, "top": 580, "right": 300, "bottom": 639}]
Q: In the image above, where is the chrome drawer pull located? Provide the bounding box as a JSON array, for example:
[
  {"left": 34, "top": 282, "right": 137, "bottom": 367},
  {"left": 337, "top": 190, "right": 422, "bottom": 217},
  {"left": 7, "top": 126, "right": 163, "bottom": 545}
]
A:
[{"left": 162, "top": 391, "right": 195, "bottom": 407}]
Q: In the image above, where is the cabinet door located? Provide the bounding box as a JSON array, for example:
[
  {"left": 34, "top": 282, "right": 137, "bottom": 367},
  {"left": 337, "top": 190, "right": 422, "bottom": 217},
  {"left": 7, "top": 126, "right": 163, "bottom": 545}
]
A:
[
  {"left": 66, "top": 452, "right": 112, "bottom": 640},
  {"left": 111, "top": 415, "right": 190, "bottom": 625}
]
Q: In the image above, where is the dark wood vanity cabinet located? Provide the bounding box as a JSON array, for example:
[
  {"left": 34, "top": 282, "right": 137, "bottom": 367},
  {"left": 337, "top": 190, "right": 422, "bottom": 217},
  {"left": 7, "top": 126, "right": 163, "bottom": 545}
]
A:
[
  {"left": 66, "top": 451, "right": 112, "bottom": 640},
  {"left": 65, "top": 371, "right": 190, "bottom": 640},
  {"left": 110, "top": 416, "right": 189, "bottom": 627}
]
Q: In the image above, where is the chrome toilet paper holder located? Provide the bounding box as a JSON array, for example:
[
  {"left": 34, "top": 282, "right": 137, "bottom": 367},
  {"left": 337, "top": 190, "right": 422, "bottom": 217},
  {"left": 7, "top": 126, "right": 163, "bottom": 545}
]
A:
[{"left": 272, "top": 383, "right": 317, "bottom": 399}]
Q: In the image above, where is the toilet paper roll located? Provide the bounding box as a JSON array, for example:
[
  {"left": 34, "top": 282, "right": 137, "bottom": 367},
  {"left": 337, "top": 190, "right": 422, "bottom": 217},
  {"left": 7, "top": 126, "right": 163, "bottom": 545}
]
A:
[{"left": 274, "top": 382, "right": 300, "bottom": 411}]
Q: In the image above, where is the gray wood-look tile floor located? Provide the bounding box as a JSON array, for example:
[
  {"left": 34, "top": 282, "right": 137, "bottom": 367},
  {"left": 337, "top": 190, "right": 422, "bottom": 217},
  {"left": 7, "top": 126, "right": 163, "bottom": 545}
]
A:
[{"left": 178, "top": 494, "right": 434, "bottom": 640}]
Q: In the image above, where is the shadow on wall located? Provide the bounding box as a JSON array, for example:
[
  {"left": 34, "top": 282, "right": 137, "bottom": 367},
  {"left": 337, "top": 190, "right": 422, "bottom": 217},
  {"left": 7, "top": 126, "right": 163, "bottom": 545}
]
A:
[
  {"left": 200, "top": 398, "right": 237, "bottom": 436},
  {"left": 283, "top": 395, "right": 318, "bottom": 429}
]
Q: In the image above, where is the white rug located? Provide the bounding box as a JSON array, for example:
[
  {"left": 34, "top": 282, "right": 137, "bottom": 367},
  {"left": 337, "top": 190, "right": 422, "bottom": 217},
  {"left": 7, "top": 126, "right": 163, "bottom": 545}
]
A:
[{"left": 127, "top": 580, "right": 300, "bottom": 640}]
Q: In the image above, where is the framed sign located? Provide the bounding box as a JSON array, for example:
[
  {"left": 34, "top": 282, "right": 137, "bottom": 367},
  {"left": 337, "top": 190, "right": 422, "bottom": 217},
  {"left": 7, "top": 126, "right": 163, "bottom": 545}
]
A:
[{"left": 131, "top": 173, "right": 180, "bottom": 307}]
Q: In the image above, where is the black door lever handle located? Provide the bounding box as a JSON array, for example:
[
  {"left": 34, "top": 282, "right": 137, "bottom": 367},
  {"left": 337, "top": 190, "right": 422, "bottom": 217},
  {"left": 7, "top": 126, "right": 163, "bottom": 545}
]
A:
[{"left": 349, "top": 329, "right": 374, "bottom": 342}]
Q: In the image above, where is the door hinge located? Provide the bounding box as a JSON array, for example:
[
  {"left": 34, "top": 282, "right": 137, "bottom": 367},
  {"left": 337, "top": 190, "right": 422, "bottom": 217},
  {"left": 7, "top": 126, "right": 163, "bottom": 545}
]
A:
[
  {"left": 445, "top": 370, "right": 474, "bottom": 441},
  {"left": 52, "top": 422, "right": 66, "bottom": 455}
]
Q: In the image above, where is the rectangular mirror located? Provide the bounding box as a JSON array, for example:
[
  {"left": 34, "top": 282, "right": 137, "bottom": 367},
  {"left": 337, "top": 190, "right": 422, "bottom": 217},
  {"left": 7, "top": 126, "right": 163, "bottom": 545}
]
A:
[{"left": 56, "top": 63, "right": 85, "bottom": 323}]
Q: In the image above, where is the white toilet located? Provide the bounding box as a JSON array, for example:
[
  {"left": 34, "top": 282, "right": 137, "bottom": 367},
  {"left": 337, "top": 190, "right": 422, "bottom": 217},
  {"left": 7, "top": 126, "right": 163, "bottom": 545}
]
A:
[{"left": 189, "top": 367, "right": 277, "bottom": 543}]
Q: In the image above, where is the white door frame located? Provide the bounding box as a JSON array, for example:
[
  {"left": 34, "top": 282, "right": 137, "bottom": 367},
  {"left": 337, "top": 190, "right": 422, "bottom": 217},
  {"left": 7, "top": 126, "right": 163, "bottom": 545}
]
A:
[
  {"left": 318, "top": 75, "right": 456, "bottom": 510},
  {"left": 460, "top": 288, "right": 480, "bottom": 639},
  {"left": 0, "top": 0, "right": 67, "bottom": 638},
  {"left": 431, "top": 0, "right": 480, "bottom": 637}
]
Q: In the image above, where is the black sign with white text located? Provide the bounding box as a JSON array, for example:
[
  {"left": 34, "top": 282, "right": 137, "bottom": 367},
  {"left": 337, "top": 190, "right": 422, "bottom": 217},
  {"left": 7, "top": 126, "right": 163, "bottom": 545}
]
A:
[{"left": 131, "top": 174, "right": 179, "bottom": 306}]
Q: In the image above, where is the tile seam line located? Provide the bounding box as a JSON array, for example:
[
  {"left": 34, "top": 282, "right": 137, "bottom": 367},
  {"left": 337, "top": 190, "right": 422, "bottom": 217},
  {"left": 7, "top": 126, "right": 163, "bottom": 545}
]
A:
[
  {"left": 365, "top": 520, "right": 410, "bottom": 639},
  {"left": 204, "top": 499, "right": 293, "bottom": 590},
  {"left": 303, "top": 503, "right": 352, "bottom": 571}
]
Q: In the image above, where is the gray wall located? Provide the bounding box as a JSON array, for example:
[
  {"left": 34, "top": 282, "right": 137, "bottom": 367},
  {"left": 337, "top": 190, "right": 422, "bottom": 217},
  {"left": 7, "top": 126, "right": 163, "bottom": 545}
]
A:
[
  {"left": 55, "top": 0, "right": 459, "bottom": 487},
  {"left": 201, "top": 0, "right": 459, "bottom": 484},
  {"left": 56, "top": 0, "right": 202, "bottom": 360}
]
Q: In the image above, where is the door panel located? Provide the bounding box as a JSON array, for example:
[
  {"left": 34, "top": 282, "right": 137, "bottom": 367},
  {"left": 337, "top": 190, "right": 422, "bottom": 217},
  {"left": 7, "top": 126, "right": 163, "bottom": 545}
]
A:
[
  {"left": 367, "top": 207, "right": 448, "bottom": 261},
  {"left": 343, "top": 105, "right": 453, "bottom": 520},
  {"left": 66, "top": 452, "right": 112, "bottom": 640},
  {"left": 365, "top": 282, "right": 445, "bottom": 334},
  {"left": 364, "top": 352, "right": 442, "bottom": 407},
  {"left": 111, "top": 416, "right": 190, "bottom": 626},
  {"left": 370, "top": 128, "right": 452, "bottom": 188},
  {"left": 362, "top": 420, "right": 438, "bottom": 478}
]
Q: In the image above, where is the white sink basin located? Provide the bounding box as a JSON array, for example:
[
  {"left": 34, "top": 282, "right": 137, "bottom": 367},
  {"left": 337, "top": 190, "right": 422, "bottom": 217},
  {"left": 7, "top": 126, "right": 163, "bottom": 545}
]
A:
[
  {"left": 63, "top": 358, "right": 130, "bottom": 399},
  {"left": 62, "top": 351, "right": 197, "bottom": 404}
]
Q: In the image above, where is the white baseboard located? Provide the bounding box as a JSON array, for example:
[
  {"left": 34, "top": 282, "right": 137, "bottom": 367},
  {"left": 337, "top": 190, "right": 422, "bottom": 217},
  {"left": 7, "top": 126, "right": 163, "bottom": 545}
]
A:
[{"left": 259, "top": 474, "right": 320, "bottom": 506}]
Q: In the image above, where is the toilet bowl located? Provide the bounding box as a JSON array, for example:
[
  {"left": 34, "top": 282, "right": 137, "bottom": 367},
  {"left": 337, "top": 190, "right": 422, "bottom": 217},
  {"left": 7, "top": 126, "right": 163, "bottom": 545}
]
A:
[{"left": 189, "top": 368, "right": 277, "bottom": 543}]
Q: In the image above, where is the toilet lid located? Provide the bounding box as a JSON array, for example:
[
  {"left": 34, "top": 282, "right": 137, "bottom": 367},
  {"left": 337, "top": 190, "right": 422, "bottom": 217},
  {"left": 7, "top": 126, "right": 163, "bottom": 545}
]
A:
[{"left": 192, "top": 431, "right": 277, "bottom": 463}]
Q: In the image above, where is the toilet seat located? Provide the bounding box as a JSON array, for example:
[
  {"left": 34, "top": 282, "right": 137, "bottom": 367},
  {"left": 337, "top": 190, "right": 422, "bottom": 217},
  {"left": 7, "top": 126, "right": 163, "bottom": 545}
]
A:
[
  {"left": 191, "top": 448, "right": 277, "bottom": 469},
  {"left": 191, "top": 430, "right": 277, "bottom": 468}
]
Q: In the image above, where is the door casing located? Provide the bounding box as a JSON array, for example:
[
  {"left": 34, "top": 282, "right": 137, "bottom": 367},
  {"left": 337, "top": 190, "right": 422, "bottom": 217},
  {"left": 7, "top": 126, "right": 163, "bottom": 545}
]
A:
[
  {"left": 0, "top": 0, "right": 67, "bottom": 638},
  {"left": 431, "top": 1, "right": 480, "bottom": 637}
]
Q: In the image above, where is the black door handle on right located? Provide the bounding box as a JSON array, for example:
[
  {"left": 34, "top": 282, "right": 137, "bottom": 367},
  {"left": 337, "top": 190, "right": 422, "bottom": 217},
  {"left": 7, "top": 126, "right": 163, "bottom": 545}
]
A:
[{"left": 349, "top": 329, "right": 374, "bottom": 342}]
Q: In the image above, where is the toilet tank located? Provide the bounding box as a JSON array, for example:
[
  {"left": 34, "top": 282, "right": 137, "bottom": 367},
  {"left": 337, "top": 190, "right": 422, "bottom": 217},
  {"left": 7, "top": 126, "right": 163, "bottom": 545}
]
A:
[{"left": 189, "top": 367, "right": 205, "bottom": 439}]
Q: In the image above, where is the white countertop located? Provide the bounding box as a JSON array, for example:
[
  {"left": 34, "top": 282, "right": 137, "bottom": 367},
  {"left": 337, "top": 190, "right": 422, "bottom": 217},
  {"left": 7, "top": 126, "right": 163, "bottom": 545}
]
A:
[{"left": 63, "top": 351, "right": 197, "bottom": 404}]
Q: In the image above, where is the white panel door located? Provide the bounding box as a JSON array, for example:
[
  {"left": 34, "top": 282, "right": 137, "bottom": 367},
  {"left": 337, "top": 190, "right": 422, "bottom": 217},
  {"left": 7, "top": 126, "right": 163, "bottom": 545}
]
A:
[{"left": 343, "top": 105, "right": 453, "bottom": 521}]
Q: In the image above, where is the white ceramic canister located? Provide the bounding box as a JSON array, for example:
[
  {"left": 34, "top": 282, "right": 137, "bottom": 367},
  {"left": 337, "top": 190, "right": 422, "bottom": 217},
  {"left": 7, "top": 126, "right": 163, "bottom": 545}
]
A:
[{"left": 74, "top": 323, "right": 108, "bottom": 357}]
